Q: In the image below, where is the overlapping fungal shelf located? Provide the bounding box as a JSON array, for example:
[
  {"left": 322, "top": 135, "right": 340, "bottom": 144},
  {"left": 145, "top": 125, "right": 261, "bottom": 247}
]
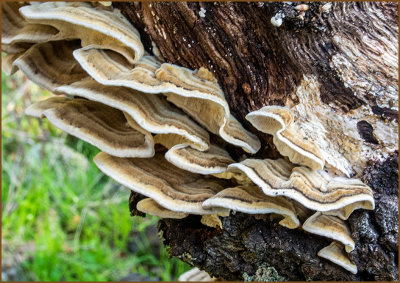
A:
[{"left": 2, "top": 2, "right": 378, "bottom": 274}]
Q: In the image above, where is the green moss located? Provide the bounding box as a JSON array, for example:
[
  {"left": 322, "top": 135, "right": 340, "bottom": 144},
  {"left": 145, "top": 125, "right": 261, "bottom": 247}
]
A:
[
  {"left": 2, "top": 71, "right": 192, "bottom": 281},
  {"left": 178, "top": 252, "right": 194, "bottom": 265}
]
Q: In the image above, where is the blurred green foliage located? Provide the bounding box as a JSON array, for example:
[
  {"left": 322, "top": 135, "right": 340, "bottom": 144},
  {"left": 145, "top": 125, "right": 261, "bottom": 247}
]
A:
[{"left": 1, "top": 70, "right": 191, "bottom": 281}]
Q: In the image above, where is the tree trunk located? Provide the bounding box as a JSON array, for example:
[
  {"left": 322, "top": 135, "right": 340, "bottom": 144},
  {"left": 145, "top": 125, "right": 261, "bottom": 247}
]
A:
[{"left": 114, "top": 2, "right": 398, "bottom": 281}]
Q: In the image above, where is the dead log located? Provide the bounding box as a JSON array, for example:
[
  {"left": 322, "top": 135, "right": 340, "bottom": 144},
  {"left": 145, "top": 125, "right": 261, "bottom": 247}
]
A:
[{"left": 115, "top": 2, "right": 399, "bottom": 281}]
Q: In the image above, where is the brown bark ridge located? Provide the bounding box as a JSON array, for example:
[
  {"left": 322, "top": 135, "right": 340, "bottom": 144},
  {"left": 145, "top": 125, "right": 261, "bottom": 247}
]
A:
[{"left": 116, "top": 2, "right": 399, "bottom": 281}]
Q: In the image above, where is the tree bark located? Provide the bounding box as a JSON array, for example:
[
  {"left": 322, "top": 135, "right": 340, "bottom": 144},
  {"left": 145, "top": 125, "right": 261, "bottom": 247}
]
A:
[{"left": 115, "top": 2, "right": 399, "bottom": 281}]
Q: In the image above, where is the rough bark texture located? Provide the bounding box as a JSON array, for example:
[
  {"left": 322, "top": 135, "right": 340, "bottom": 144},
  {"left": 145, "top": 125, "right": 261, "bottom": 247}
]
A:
[
  {"left": 349, "top": 151, "right": 399, "bottom": 281},
  {"left": 117, "top": 2, "right": 399, "bottom": 281}
]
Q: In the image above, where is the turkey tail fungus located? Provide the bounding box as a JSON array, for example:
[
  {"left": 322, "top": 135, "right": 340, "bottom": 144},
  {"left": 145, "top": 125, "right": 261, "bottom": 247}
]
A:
[{"left": 2, "top": 1, "right": 398, "bottom": 281}]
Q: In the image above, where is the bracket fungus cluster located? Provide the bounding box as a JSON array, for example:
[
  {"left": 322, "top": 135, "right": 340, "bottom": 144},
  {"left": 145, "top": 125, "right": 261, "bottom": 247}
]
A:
[{"left": 3, "top": 2, "right": 379, "bottom": 275}]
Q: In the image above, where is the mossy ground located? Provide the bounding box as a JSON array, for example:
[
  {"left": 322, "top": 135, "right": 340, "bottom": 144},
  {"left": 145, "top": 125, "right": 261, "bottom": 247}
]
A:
[{"left": 1, "top": 69, "right": 191, "bottom": 281}]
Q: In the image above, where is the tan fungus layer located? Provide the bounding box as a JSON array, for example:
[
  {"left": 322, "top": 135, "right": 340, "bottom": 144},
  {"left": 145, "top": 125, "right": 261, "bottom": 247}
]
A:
[
  {"left": 203, "top": 185, "right": 300, "bottom": 229},
  {"left": 93, "top": 151, "right": 230, "bottom": 215},
  {"left": 57, "top": 78, "right": 210, "bottom": 151},
  {"left": 303, "top": 212, "right": 355, "bottom": 252},
  {"left": 25, "top": 97, "right": 154, "bottom": 158},
  {"left": 136, "top": 198, "right": 189, "bottom": 219},
  {"left": 318, "top": 242, "right": 357, "bottom": 274},
  {"left": 19, "top": 1, "right": 144, "bottom": 64},
  {"left": 228, "top": 158, "right": 374, "bottom": 213},
  {"left": 246, "top": 106, "right": 324, "bottom": 170},
  {"left": 72, "top": 47, "right": 261, "bottom": 153}
]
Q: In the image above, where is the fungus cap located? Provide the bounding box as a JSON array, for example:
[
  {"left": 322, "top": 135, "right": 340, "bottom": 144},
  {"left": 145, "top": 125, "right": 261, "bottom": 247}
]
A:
[
  {"left": 164, "top": 144, "right": 234, "bottom": 174},
  {"left": 19, "top": 1, "right": 144, "bottom": 63},
  {"left": 136, "top": 198, "right": 188, "bottom": 219},
  {"left": 322, "top": 200, "right": 374, "bottom": 220},
  {"left": 13, "top": 40, "right": 87, "bottom": 92},
  {"left": 72, "top": 47, "right": 260, "bottom": 153},
  {"left": 203, "top": 185, "right": 300, "bottom": 229},
  {"left": 25, "top": 97, "right": 155, "bottom": 158},
  {"left": 178, "top": 268, "right": 216, "bottom": 282},
  {"left": 93, "top": 151, "right": 229, "bottom": 215},
  {"left": 200, "top": 214, "right": 223, "bottom": 229},
  {"left": 56, "top": 78, "right": 210, "bottom": 151},
  {"left": 1, "top": 2, "right": 60, "bottom": 52},
  {"left": 303, "top": 212, "right": 355, "bottom": 252},
  {"left": 246, "top": 106, "right": 324, "bottom": 170},
  {"left": 149, "top": 57, "right": 262, "bottom": 154},
  {"left": 2, "top": 53, "right": 24, "bottom": 75},
  {"left": 228, "top": 158, "right": 374, "bottom": 212},
  {"left": 153, "top": 134, "right": 193, "bottom": 150},
  {"left": 318, "top": 242, "right": 358, "bottom": 274}
]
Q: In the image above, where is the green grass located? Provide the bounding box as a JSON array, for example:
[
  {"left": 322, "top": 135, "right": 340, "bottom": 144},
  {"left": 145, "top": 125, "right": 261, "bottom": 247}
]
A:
[{"left": 1, "top": 70, "right": 191, "bottom": 281}]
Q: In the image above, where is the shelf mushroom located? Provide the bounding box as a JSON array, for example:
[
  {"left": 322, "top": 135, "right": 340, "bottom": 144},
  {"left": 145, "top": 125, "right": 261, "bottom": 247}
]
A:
[
  {"left": 93, "top": 151, "right": 230, "bottom": 215},
  {"left": 178, "top": 267, "right": 216, "bottom": 282},
  {"left": 12, "top": 40, "right": 87, "bottom": 92},
  {"left": 318, "top": 242, "right": 358, "bottom": 274},
  {"left": 25, "top": 97, "right": 155, "bottom": 158},
  {"left": 227, "top": 158, "right": 375, "bottom": 212},
  {"left": 2, "top": 2, "right": 60, "bottom": 54},
  {"left": 246, "top": 106, "right": 324, "bottom": 170},
  {"left": 136, "top": 198, "right": 189, "bottom": 219},
  {"left": 19, "top": 1, "right": 144, "bottom": 64},
  {"left": 164, "top": 144, "right": 235, "bottom": 175},
  {"left": 56, "top": 78, "right": 210, "bottom": 151},
  {"left": 303, "top": 212, "right": 355, "bottom": 252},
  {"left": 72, "top": 47, "right": 261, "bottom": 154},
  {"left": 203, "top": 185, "right": 300, "bottom": 229}
]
